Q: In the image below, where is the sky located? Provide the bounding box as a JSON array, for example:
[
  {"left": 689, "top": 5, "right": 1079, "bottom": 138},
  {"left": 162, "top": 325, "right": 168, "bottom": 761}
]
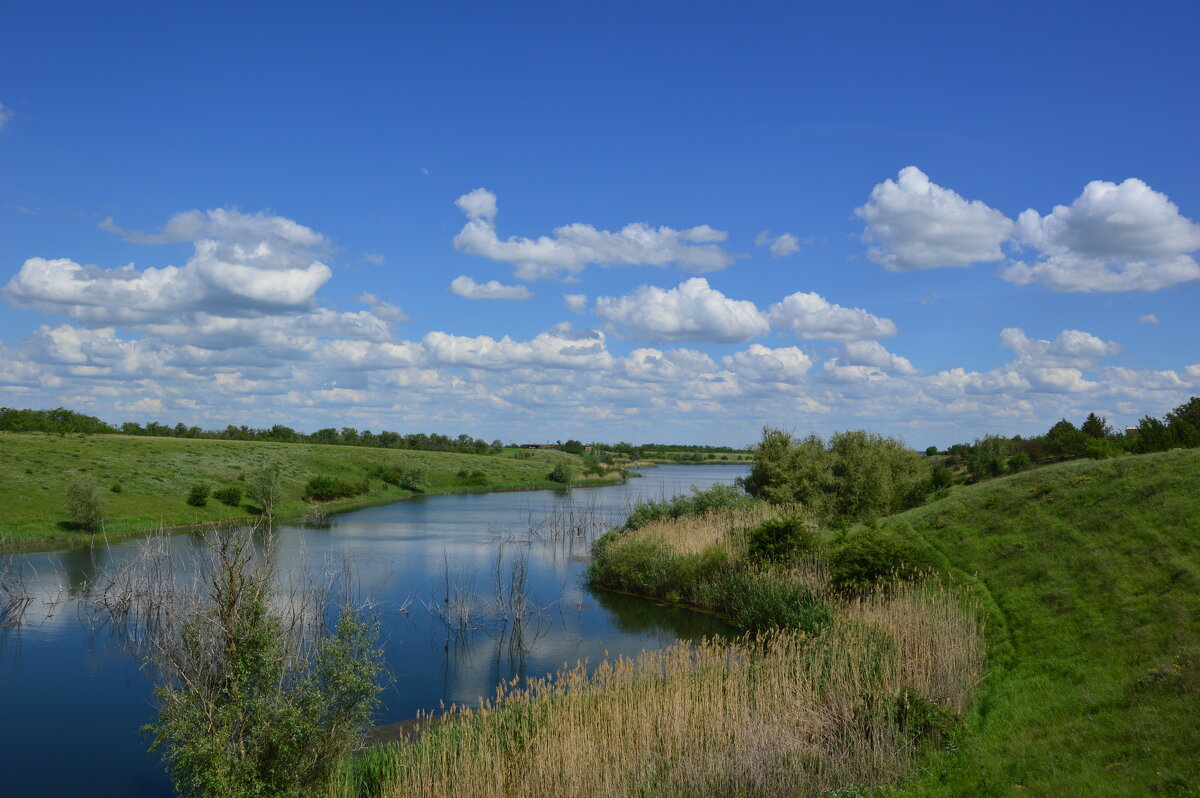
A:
[{"left": 1, "top": 1, "right": 1198, "bottom": 448}]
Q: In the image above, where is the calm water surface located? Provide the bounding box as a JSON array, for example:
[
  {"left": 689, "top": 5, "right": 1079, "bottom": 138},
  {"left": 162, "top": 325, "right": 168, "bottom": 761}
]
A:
[{"left": 0, "top": 465, "right": 745, "bottom": 797}]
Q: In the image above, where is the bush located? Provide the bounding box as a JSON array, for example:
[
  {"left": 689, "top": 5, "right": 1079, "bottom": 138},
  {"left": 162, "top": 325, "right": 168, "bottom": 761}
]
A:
[
  {"left": 930, "top": 464, "right": 955, "bottom": 489},
  {"left": 65, "top": 475, "right": 105, "bottom": 531},
  {"left": 588, "top": 536, "right": 673, "bottom": 595},
  {"left": 1007, "top": 451, "right": 1032, "bottom": 472},
  {"left": 372, "top": 465, "right": 430, "bottom": 492},
  {"left": 303, "top": 476, "right": 366, "bottom": 502},
  {"left": 746, "top": 516, "right": 818, "bottom": 564},
  {"left": 1085, "top": 438, "right": 1122, "bottom": 460},
  {"left": 548, "top": 463, "right": 572, "bottom": 484},
  {"left": 212, "top": 485, "right": 243, "bottom": 507},
  {"left": 455, "top": 468, "right": 490, "bottom": 486},
  {"left": 830, "top": 524, "right": 932, "bottom": 593},
  {"left": 694, "top": 568, "right": 831, "bottom": 633},
  {"left": 110, "top": 481, "right": 123, "bottom": 493},
  {"left": 623, "top": 483, "right": 750, "bottom": 530},
  {"left": 186, "top": 483, "right": 211, "bottom": 507}
]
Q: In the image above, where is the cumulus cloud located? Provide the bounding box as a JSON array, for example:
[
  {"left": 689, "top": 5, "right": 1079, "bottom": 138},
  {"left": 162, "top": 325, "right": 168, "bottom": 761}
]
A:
[
  {"left": 856, "top": 166, "right": 1014, "bottom": 271},
  {"left": 7, "top": 208, "right": 333, "bottom": 323},
  {"left": 621, "top": 348, "right": 718, "bottom": 383},
  {"left": 999, "top": 327, "right": 1119, "bottom": 367},
  {"left": 722, "top": 344, "right": 813, "bottom": 383},
  {"left": 449, "top": 275, "right": 534, "bottom": 300},
  {"left": 594, "top": 278, "right": 770, "bottom": 343},
  {"left": 754, "top": 231, "right": 801, "bottom": 258},
  {"left": 452, "top": 188, "right": 738, "bottom": 280},
  {"left": 767, "top": 292, "right": 897, "bottom": 341},
  {"left": 1003, "top": 178, "right": 1200, "bottom": 292},
  {"left": 423, "top": 323, "right": 615, "bottom": 370},
  {"left": 840, "top": 340, "right": 918, "bottom": 375},
  {"left": 563, "top": 293, "right": 588, "bottom": 312},
  {"left": 354, "top": 293, "right": 409, "bottom": 323}
]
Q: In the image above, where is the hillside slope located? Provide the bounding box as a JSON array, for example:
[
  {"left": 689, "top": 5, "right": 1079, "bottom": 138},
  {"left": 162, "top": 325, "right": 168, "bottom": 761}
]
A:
[
  {"left": 0, "top": 432, "right": 586, "bottom": 547},
  {"left": 894, "top": 449, "right": 1200, "bottom": 797}
]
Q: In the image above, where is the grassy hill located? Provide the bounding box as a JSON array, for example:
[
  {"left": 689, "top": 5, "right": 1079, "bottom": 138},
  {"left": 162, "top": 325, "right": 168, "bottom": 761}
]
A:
[
  {"left": 0, "top": 432, "right": 591, "bottom": 548},
  {"left": 893, "top": 449, "right": 1200, "bottom": 797}
]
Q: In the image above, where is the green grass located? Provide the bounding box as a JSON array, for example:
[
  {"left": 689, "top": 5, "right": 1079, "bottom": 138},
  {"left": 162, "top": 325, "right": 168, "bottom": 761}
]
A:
[
  {"left": 888, "top": 449, "right": 1200, "bottom": 797},
  {"left": 0, "top": 432, "right": 597, "bottom": 548}
]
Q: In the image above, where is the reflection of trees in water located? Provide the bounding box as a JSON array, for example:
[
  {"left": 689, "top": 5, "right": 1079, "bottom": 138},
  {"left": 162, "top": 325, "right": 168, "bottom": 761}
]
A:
[{"left": 587, "top": 584, "right": 733, "bottom": 640}]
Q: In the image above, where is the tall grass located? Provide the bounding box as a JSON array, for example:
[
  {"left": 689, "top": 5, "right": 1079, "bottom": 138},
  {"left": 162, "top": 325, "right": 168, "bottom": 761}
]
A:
[{"left": 329, "top": 502, "right": 983, "bottom": 798}]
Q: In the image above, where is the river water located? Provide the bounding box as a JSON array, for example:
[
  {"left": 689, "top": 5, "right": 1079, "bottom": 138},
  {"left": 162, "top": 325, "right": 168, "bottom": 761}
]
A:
[{"left": 0, "top": 464, "right": 745, "bottom": 797}]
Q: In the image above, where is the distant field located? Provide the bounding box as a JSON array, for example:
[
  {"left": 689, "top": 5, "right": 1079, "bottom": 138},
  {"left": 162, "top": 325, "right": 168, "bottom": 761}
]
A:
[
  {"left": 0, "top": 432, "right": 591, "bottom": 547},
  {"left": 894, "top": 448, "right": 1200, "bottom": 796},
  {"left": 640, "top": 450, "right": 752, "bottom": 464}
]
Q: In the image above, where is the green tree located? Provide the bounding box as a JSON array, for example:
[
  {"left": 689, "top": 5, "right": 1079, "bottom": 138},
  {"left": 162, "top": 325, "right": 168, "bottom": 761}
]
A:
[
  {"left": 1046, "top": 419, "right": 1088, "bottom": 459},
  {"left": 1081, "top": 412, "right": 1112, "bottom": 439},
  {"left": 144, "top": 532, "right": 384, "bottom": 798},
  {"left": 64, "top": 475, "right": 105, "bottom": 531},
  {"left": 249, "top": 465, "right": 283, "bottom": 515}
]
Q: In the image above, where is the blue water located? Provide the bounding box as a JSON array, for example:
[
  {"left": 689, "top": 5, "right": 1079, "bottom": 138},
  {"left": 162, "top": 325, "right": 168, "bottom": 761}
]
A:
[{"left": 0, "top": 465, "right": 745, "bottom": 797}]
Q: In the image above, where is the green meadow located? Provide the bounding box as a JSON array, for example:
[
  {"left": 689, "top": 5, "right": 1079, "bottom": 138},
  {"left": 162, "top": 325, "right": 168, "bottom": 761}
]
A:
[{"left": 0, "top": 431, "right": 592, "bottom": 548}]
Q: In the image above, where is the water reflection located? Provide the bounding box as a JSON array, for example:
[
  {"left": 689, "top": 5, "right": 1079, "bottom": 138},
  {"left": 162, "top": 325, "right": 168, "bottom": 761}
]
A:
[{"left": 0, "top": 465, "right": 745, "bottom": 798}]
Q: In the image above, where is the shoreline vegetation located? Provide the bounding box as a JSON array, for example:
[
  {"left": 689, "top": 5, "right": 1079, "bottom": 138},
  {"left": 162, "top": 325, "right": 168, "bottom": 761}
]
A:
[
  {"left": 0, "top": 431, "right": 628, "bottom": 550},
  {"left": 332, "top": 443, "right": 1199, "bottom": 798}
]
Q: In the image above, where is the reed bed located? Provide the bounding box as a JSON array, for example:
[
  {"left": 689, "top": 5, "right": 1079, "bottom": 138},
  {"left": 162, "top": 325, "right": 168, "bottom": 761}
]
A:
[{"left": 331, "top": 504, "right": 983, "bottom": 798}]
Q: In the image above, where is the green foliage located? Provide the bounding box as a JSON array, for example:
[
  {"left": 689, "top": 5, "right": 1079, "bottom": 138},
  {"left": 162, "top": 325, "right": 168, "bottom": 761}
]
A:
[
  {"left": 454, "top": 468, "right": 490, "bottom": 486},
  {"left": 559, "top": 439, "right": 586, "bottom": 455},
  {"left": 740, "top": 427, "right": 929, "bottom": 524},
  {"left": 930, "top": 464, "right": 955, "bottom": 489},
  {"left": 694, "top": 568, "right": 831, "bottom": 633},
  {"left": 966, "top": 435, "right": 1011, "bottom": 481},
  {"left": 1007, "top": 451, "right": 1032, "bottom": 472},
  {"left": 249, "top": 465, "right": 283, "bottom": 515},
  {"left": 212, "top": 485, "right": 243, "bottom": 507},
  {"left": 1046, "top": 419, "right": 1089, "bottom": 459},
  {"left": 547, "top": 462, "right": 572, "bottom": 484},
  {"left": 371, "top": 464, "right": 430, "bottom": 493},
  {"left": 925, "top": 445, "right": 939, "bottom": 456},
  {"left": 1081, "top": 412, "right": 1112, "bottom": 439},
  {"left": 144, "top": 534, "right": 384, "bottom": 798},
  {"left": 829, "top": 524, "right": 931, "bottom": 594},
  {"left": 1084, "top": 437, "right": 1122, "bottom": 460},
  {"left": 186, "top": 483, "right": 211, "bottom": 507},
  {"left": 588, "top": 536, "right": 673, "bottom": 595},
  {"left": 110, "top": 481, "right": 123, "bottom": 493},
  {"left": 746, "top": 516, "right": 818, "bottom": 564},
  {"left": 622, "top": 483, "right": 751, "bottom": 530},
  {"left": 303, "top": 476, "right": 367, "bottom": 502},
  {"left": 64, "top": 474, "right": 105, "bottom": 531}
]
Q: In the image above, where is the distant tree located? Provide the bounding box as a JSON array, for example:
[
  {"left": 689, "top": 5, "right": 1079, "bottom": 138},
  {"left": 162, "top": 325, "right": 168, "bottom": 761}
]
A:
[
  {"left": 65, "top": 475, "right": 105, "bottom": 531},
  {"left": 1166, "top": 396, "right": 1200, "bottom": 432},
  {"left": 966, "top": 435, "right": 1010, "bottom": 481},
  {"left": 1081, "top": 413, "right": 1112, "bottom": 439},
  {"left": 1134, "top": 416, "right": 1174, "bottom": 453},
  {"left": 925, "top": 445, "right": 939, "bottom": 456},
  {"left": 559, "top": 439, "right": 586, "bottom": 455},
  {"left": 249, "top": 465, "right": 283, "bottom": 515},
  {"left": 1046, "top": 419, "right": 1088, "bottom": 459}
]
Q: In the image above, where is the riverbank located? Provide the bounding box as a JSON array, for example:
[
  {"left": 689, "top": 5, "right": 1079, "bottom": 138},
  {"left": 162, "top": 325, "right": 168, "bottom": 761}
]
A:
[{"left": 0, "top": 431, "right": 606, "bottom": 549}]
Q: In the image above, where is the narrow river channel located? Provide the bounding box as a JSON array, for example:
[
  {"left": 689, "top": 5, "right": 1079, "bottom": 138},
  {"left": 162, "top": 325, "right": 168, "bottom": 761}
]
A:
[{"left": 0, "top": 464, "right": 745, "bottom": 797}]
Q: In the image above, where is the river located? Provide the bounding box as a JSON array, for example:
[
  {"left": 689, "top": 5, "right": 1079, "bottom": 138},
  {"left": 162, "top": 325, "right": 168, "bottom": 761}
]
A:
[{"left": 0, "top": 464, "right": 745, "bottom": 797}]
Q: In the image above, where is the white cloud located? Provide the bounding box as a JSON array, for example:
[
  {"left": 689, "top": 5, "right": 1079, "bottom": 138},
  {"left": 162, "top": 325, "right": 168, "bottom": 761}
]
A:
[
  {"left": 1138, "top": 313, "right": 1160, "bottom": 325},
  {"left": 361, "top": 252, "right": 386, "bottom": 265},
  {"left": 722, "top": 344, "right": 813, "bottom": 383},
  {"left": 821, "top": 358, "right": 891, "bottom": 383},
  {"left": 449, "top": 275, "right": 534, "bottom": 300},
  {"left": 422, "top": 323, "right": 614, "bottom": 370},
  {"left": 621, "top": 348, "right": 718, "bottom": 383},
  {"left": 355, "top": 293, "right": 409, "bottom": 322},
  {"left": 563, "top": 293, "right": 588, "bottom": 312},
  {"left": 1004, "top": 178, "right": 1200, "bottom": 291},
  {"left": 841, "top": 340, "right": 918, "bottom": 374},
  {"left": 0, "top": 102, "right": 13, "bottom": 131},
  {"left": 767, "top": 291, "right": 897, "bottom": 341},
  {"left": 999, "top": 327, "right": 1118, "bottom": 366},
  {"left": 452, "top": 188, "right": 738, "bottom": 280},
  {"left": 594, "top": 278, "right": 770, "bottom": 343},
  {"left": 856, "top": 166, "right": 1014, "bottom": 271},
  {"left": 6, "top": 208, "right": 333, "bottom": 324},
  {"left": 754, "top": 231, "right": 800, "bottom": 258}
]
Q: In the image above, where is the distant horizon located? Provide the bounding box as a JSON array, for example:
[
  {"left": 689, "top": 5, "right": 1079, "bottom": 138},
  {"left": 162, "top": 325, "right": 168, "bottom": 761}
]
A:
[{"left": 2, "top": 3, "right": 1197, "bottom": 449}]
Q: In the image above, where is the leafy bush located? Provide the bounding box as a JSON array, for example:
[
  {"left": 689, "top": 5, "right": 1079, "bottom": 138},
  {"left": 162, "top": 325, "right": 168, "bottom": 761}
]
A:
[
  {"left": 249, "top": 465, "right": 283, "bottom": 514},
  {"left": 830, "top": 524, "right": 932, "bottom": 594},
  {"left": 372, "top": 465, "right": 430, "bottom": 492},
  {"left": 455, "top": 468, "right": 491, "bottom": 486},
  {"left": 186, "top": 483, "right": 211, "bottom": 507},
  {"left": 1085, "top": 438, "right": 1122, "bottom": 460},
  {"left": 623, "top": 483, "right": 750, "bottom": 530},
  {"left": 930, "top": 464, "right": 955, "bottom": 489},
  {"left": 693, "top": 568, "right": 830, "bottom": 633},
  {"left": 212, "top": 485, "right": 243, "bottom": 507},
  {"left": 1007, "top": 451, "right": 1032, "bottom": 472},
  {"left": 110, "top": 481, "right": 123, "bottom": 493},
  {"left": 746, "top": 516, "right": 818, "bottom": 564},
  {"left": 588, "top": 536, "right": 673, "bottom": 595},
  {"left": 65, "top": 475, "right": 105, "bottom": 531},
  {"left": 302, "top": 476, "right": 366, "bottom": 502},
  {"left": 548, "top": 463, "right": 572, "bottom": 484}
]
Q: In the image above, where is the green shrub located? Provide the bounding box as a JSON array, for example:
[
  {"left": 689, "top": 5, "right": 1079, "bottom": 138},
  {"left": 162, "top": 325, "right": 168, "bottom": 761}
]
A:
[
  {"left": 213, "top": 485, "right": 243, "bottom": 507},
  {"left": 694, "top": 568, "right": 831, "bottom": 633},
  {"left": 746, "top": 516, "right": 818, "bottom": 564},
  {"left": 588, "top": 536, "right": 673, "bottom": 595},
  {"left": 1007, "top": 451, "right": 1032, "bottom": 472},
  {"left": 830, "top": 524, "right": 932, "bottom": 593},
  {"left": 65, "top": 475, "right": 105, "bottom": 531},
  {"left": 548, "top": 463, "right": 572, "bottom": 484},
  {"left": 1085, "top": 438, "right": 1122, "bottom": 460},
  {"left": 249, "top": 466, "right": 282, "bottom": 514},
  {"left": 186, "top": 483, "right": 211, "bottom": 507},
  {"left": 455, "top": 468, "right": 490, "bottom": 486},
  {"left": 110, "top": 481, "right": 123, "bottom": 493},
  {"left": 623, "top": 483, "right": 750, "bottom": 530},
  {"left": 930, "top": 464, "right": 955, "bottom": 489},
  {"left": 303, "top": 476, "right": 366, "bottom": 502}
]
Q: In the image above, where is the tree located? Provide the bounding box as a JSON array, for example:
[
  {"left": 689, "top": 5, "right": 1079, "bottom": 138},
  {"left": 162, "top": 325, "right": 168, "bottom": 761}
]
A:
[
  {"left": 143, "top": 530, "right": 384, "bottom": 798},
  {"left": 1080, "top": 412, "right": 1112, "bottom": 439},
  {"left": 249, "top": 465, "right": 283, "bottom": 515},
  {"left": 1046, "top": 419, "right": 1088, "bottom": 459},
  {"left": 65, "top": 475, "right": 106, "bottom": 531}
]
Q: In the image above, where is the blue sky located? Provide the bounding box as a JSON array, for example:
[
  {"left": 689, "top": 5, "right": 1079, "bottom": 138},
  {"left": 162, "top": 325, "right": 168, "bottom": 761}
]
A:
[{"left": 1, "top": 1, "right": 1197, "bottom": 447}]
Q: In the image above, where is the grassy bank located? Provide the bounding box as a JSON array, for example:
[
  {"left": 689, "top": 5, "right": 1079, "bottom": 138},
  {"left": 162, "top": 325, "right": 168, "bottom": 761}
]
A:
[
  {"left": 891, "top": 448, "right": 1200, "bottom": 796},
  {"left": 0, "top": 432, "right": 597, "bottom": 548},
  {"left": 329, "top": 504, "right": 983, "bottom": 798}
]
